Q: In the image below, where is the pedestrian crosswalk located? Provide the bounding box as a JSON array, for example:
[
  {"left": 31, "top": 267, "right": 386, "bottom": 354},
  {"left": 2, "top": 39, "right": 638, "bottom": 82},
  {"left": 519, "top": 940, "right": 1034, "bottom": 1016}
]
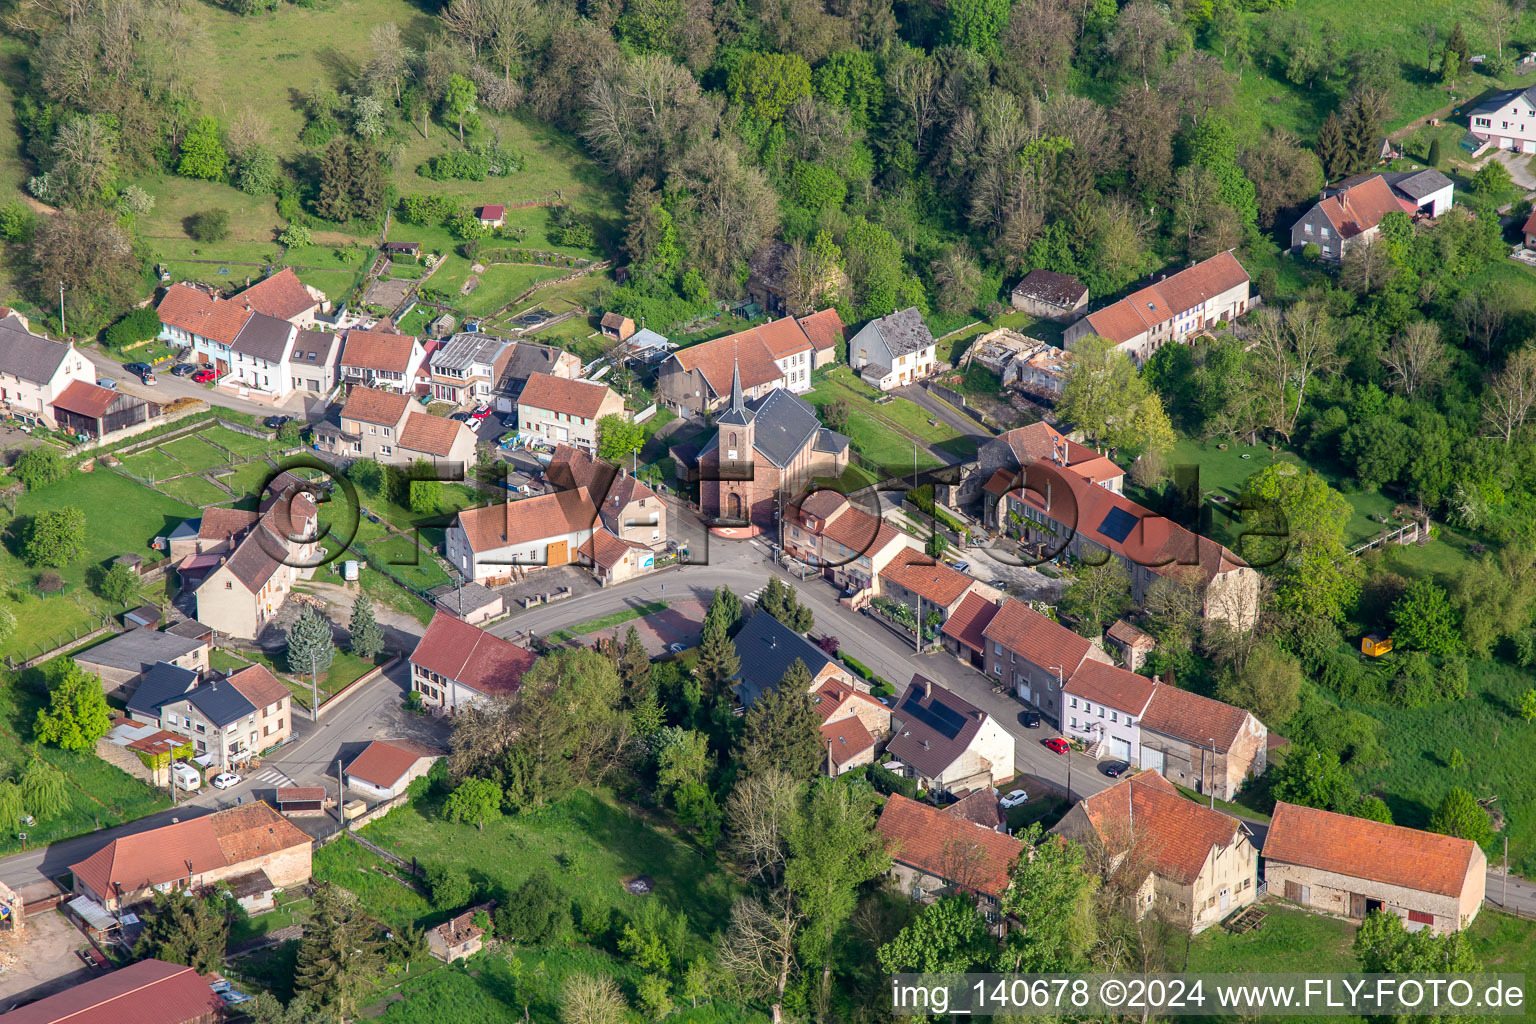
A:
[
  {"left": 744, "top": 586, "right": 764, "bottom": 606},
  {"left": 251, "top": 767, "right": 296, "bottom": 789}
]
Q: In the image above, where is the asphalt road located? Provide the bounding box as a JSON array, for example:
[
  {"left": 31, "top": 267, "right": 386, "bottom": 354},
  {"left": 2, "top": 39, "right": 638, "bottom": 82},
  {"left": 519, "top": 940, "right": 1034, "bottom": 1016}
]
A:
[
  {"left": 895, "top": 382, "right": 989, "bottom": 450},
  {"left": 82, "top": 348, "right": 323, "bottom": 421}
]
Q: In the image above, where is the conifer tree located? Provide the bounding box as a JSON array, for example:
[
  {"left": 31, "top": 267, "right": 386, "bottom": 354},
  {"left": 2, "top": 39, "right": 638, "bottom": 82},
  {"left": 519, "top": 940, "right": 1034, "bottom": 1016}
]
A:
[
  {"left": 349, "top": 592, "right": 385, "bottom": 659},
  {"left": 294, "top": 883, "right": 383, "bottom": 1018},
  {"left": 287, "top": 604, "right": 336, "bottom": 677},
  {"left": 736, "top": 660, "right": 822, "bottom": 779},
  {"left": 1315, "top": 111, "right": 1348, "bottom": 181},
  {"left": 619, "top": 625, "right": 652, "bottom": 703}
]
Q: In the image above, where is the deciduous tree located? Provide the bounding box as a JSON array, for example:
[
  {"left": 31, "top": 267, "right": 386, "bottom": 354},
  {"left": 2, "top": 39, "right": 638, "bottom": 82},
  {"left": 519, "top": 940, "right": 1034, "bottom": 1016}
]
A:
[
  {"left": 1380, "top": 321, "right": 1446, "bottom": 397},
  {"left": 134, "top": 890, "right": 228, "bottom": 973},
  {"left": 1216, "top": 642, "right": 1302, "bottom": 725},
  {"left": 34, "top": 658, "right": 112, "bottom": 751},
  {"left": 23, "top": 507, "right": 86, "bottom": 568},
  {"left": 1427, "top": 787, "right": 1494, "bottom": 847}
]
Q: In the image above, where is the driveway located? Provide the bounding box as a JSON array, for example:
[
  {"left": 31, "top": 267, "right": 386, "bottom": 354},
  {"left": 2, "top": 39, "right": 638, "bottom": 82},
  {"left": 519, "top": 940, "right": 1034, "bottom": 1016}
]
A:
[
  {"left": 83, "top": 349, "right": 317, "bottom": 421},
  {"left": 1488, "top": 149, "right": 1536, "bottom": 192},
  {"left": 894, "top": 383, "right": 988, "bottom": 451}
]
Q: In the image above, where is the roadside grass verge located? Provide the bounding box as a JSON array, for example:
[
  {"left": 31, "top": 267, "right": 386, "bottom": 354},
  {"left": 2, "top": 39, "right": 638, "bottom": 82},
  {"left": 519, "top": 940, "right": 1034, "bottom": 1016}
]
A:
[{"left": 548, "top": 601, "right": 668, "bottom": 643}]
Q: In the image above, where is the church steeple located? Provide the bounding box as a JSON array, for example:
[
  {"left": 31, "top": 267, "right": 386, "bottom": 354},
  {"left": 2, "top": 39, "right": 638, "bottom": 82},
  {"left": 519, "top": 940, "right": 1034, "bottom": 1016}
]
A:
[{"left": 729, "top": 353, "right": 744, "bottom": 414}]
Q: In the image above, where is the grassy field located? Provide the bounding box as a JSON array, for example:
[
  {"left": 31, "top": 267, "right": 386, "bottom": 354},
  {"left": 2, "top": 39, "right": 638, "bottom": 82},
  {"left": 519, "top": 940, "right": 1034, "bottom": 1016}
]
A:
[
  {"left": 217, "top": 459, "right": 281, "bottom": 505},
  {"left": 1186, "top": 905, "right": 1359, "bottom": 974},
  {"left": 427, "top": 258, "right": 571, "bottom": 318},
  {"left": 155, "top": 474, "right": 234, "bottom": 507},
  {"left": 116, "top": 447, "right": 186, "bottom": 483},
  {"left": 13, "top": 469, "right": 195, "bottom": 583},
  {"left": 232, "top": 645, "right": 389, "bottom": 708},
  {"left": 368, "top": 535, "right": 451, "bottom": 591},
  {"left": 202, "top": 425, "right": 282, "bottom": 458},
  {"left": 804, "top": 369, "right": 959, "bottom": 477},
  {"left": 312, "top": 835, "right": 434, "bottom": 931},
  {"left": 161, "top": 434, "right": 234, "bottom": 474},
  {"left": 0, "top": 671, "right": 169, "bottom": 856},
  {"left": 548, "top": 600, "right": 669, "bottom": 643},
  {"left": 358, "top": 788, "right": 740, "bottom": 941}
]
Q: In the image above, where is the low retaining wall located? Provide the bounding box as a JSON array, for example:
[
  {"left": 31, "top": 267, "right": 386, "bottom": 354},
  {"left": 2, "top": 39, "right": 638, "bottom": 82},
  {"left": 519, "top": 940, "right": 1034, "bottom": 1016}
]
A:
[
  {"left": 347, "top": 794, "right": 412, "bottom": 834},
  {"left": 310, "top": 654, "right": 402, "bottom": 721}
]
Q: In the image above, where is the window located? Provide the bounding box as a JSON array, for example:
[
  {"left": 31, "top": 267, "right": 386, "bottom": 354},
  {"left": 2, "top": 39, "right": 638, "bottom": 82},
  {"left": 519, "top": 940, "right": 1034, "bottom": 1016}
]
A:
[
  {"left": 1069, "top": 697, "right": 1078, "bottom": 709},
  {"left": 1071, "top": 717, "right": 1078, "bottom": 729},
  {"left": 994, "top": 642, "right": 1002, "bottom": 655},
  {"left": 1098, "top": 706, "right": 1105, "bottom": 717},
  {"left": 1320, "top": 227, "right": 1331, "bottom": 238},
  {"left": 225, "top": 581, "right": 232, "bottom": 590},
  {"left": 1111, "top": 711, "right": 1118, "bottom": 723}
]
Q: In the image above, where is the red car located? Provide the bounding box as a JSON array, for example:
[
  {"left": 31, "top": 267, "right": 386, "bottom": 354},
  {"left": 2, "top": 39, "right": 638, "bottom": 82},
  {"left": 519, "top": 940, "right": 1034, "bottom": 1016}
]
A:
[
  {"left": 470, "top": 405, "right": 491, "bottom": 419},
  {"left": 1042, "top": 737, "right": 1071, "bottom": 755},
  {"left": 192, "top": 368, "right": 216, "bottom": 384}
]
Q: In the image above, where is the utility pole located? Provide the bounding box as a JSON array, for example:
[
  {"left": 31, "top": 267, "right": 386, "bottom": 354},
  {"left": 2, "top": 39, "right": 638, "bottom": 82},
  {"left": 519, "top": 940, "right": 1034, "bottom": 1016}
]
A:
[
  {"left": 1504, "top": 836, "right": 1509, "bottom": 907},
  {"left": 310, "top": 651, "right": 319, "bottom": 718},
  {"left": 58, "top": 281, "right": 65, "bottom": 337},
  {"left": 336, "top": 757, "right": 345, "bottom": 824},
  {"left": 914, "top": 592, "right": 922, "bottom": 653}
]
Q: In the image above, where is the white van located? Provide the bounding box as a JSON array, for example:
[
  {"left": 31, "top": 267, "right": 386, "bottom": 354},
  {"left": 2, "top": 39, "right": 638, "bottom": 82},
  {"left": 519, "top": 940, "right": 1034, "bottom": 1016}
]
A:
[{"left": 172, "top": 762, "right": 201, "bottom": 792}]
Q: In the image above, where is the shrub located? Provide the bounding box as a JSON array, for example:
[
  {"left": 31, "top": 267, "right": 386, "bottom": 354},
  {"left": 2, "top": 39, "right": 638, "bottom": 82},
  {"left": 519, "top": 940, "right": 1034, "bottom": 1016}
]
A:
[
  {"left": 866, "top": 761, "right": 918, "bottom": 799},
  {"left": 424, "top": 862, "right": 473, "bottom": 911},
  {"left": 12, "top": 447, "right": 69, "bottom": 489},
  {"left": 396, "top": 193, "right": 459, "bottom": 226},
  {"left": 187, "top": 209, "right": 231, "bottom": 242},
  {"left": 494, "top": 872, "right": 571, "bottom": 944},
  {"left": 104, "top": 307, "right": 163, "bottom": 350},
  {"left": 419, "top": 151, "right": 490, "bottom": 181},
  {"left": 840, "top": 653, "right": 873, "bottom": 680},
  {"left": 278, "top": 223, "right": 312, "bottom": 247}
]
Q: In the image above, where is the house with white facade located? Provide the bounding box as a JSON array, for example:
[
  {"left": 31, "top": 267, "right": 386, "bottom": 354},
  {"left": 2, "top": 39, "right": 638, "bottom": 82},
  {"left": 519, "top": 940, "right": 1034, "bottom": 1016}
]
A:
[
  {"left": 1468, "top": 84, "right": 1536, "bottom": 153},
  {"left": 0, "top": 310, "right": 96, "bottom": 427},
  {"left": 516, "top": 375, "right": 625, "bottom": 453},
  {"left": 886, "top": 674, "right": 1015, "bottom": 796},
  {"left": 1290, "top": 171, "right": 1454, "bottom": 263},
  {"left": 156, "top": 270, "right": 329, "bottom": 378},
  {"left": 289, "top": 329, "right": 340, "bottom": 395},
  {"left": 1062, "top": 251, "right": 1250, "bottom": 364},
  {"left": 445, "top": 489, "right": 599, "bottom": 585},
  {"left": 848, "top": 307, "right": 938, "bottom": 391},
  {"left": 226, "top": 312, "right": 298, "bottom": 399},
  {"left": 429, "top": 333, "right": 514, "bottom": 406},
  {"left": 339, "top": 329, "right": 426, "bottom": 392}
]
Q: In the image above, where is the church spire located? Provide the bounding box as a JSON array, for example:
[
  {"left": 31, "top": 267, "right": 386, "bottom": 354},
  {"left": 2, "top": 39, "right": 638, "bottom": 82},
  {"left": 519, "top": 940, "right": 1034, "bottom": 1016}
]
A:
[{"left": 729, "top": 349, "right": 744, "bottom": 414}]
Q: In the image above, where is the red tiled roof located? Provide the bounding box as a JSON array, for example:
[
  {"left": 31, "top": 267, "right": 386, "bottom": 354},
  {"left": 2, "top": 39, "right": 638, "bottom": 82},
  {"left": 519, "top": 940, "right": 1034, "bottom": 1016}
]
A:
[
  {"left": 410, "top": 611, "right": 535, "bottom": 697},
  {"left": 756, "top": 315, "right": 816, "bottom": 359},
  {"left": 810, "top": 678, "right": 888, "bottom": 723},
  {"left": 671, "top": 333, "right": 785, "bottom": 396},
  {"left": 1139, "top": 682, "right": 1254, "bottom": 751},
  {"left": 1080, "top": 252, "right": 1249, "bottom": 345},
  {"left": 340, "top": 385, "right": 410, "bottom": 426},
  {"left": 981, "top": 598, "right": 1094, "bottom": 678},
  {"left": 345, "top": 738, "right": 442, "bottom": 789},
  {"left": 480, "top": 205, "right": 505, "bottom": 219},
  {"left": 156, "top": 284, "right": 251, "bottom": 346},
  {"left": 52, "top": 380, "right": 119, "bottom": 419},
  {"left": 236, "top": 268, "right": 320, "bottom": 321},
  {"left": 1265, "top": 802, "right": 1479, "bottom": 898},
  {"left": 876, "top": 793, "right": 1023, "bottom": 898},
  {"left": 517, "top": 374, "right": 615, "bottom": 419},
  {"left": 879, "top": 549, "right": 975, "bottom": 607},
  {"left": 226, "top": 664, "right": 288, "bottom": 708},
  {"left": 1316, "top": 176, "right": 1416, "bottom": 240},
  {"left": 454, "top": 488, "right": 596, "bottom": 552},
  {"left": 821, "top": 716, "right": 876, "bottom": 767},
  {"left": 982, "top": 467, "right": 1016, "bottom": 497},
  {"left": 343, "top": 329, "right": 416, "bottom": 373},
  {"left": 819, "top": 503, "right": 903, "bottom": 557},
  {"left": 942, "top": 592, "right": 1001, "bottom": 653},
  {"left": 1106, "top": 619, "right": 1155, "bottom": 650},
  {"left": 400, "top": 412, "right": 469, "bottom": 456},
  {"left": 577, "top": 528, "right": 649, "bottom": 568},
  {"left": 1077, "top": 773, "right": 1245, "bottom": 885},
  {"left": 69, "top": 802, "right": 305, "bottom": 900},
  {"left": 277, "top": 786, "right": 327, "bottom": 803},
  {"left": 797, "top": 308, "right": 846, "bottom": 351},
  {"left": 1525, "top": 209, "right": 1536, "bottom": 236},
  {"left": 1064, "top": 660, "right": 1156, "bottom": 717},
  {"left": 2, "top": 958, "right": 221, "bottom": 1024},
  {"left": 198, "top": 507, "right": 257, "bottom": 542}
]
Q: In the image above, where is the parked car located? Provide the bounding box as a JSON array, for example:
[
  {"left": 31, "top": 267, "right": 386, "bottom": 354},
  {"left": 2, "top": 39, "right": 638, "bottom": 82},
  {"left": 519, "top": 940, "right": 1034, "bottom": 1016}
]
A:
[
  {"left": 989, "top": 578, "right": 1009, "bottom": 589},
  {"left": 1018, "top": 710, "right": 1042, "bottom": 729},
  {"left": 211, "top": 772, "right": 241, "bottom": 789},
  {"left": 951, "top": 561, "right": 970, "bottom": 573},
  {"left": 263, "top": 415, "right": 292, "bottom": 429},
  {"left": 96, "top": 377, "right": 117, "bottom": 390},
  {"left": 171, "top": 363, "right": 199, "bottom": 377},
  {"left": 1099, "top": 760, "right": 1132, "bottom": 778},
  {"left": 124, "top": 361, "right": 151, "bottom": 377},
  {"left": 471, "top": 404, "right": 491, "bottom": 419},
  {"left": 667, "top": 643, "right": 687, "bottom": 654},
  {"left": 450, "top": 411, "right": 472, "bottom": 423},
  {"left": 192, "top": 368, "right": 216, "bottom": 384},
  {"left": 999, "top": 789, "right": 1029, "bottom": 809},
  {"left": 1042, "top": 737, "right": 1070, "bottom": 755}
]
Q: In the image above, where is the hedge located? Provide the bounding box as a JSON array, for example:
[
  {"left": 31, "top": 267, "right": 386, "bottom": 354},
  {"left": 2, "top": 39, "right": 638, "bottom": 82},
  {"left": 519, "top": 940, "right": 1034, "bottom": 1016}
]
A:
[{"left": 866, "top": 762, "right": 918, "bottom": 799}]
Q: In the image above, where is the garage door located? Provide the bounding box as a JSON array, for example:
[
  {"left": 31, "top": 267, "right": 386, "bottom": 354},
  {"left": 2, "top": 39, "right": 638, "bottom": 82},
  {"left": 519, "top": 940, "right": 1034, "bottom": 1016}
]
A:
[
  {"left": 1111, "top": 737, "right": 1131, "bottom": 760},
  {"left": 547, "top": 540, "right": 568, "bottom": 566},
  {"left": 1140, "top": 746, "right": 1164, "bottom": 773}
]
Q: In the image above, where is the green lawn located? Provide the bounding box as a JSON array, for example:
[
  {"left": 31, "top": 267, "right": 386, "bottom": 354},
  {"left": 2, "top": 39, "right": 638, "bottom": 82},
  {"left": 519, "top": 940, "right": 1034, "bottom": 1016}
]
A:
[
  {"left": 368, "top": 535, "right": 452, "bottom": 591},
  {"left": 293, "top": 268, "right": 362, "bottom": 305},
  {"left": 116, "top": 448, "right": 185, "bottom": 483},
  {"left": 803, "top": 368, "right": 965, "bottom": 478},
  {"left": 549, "top": 601, "right": 668, "bottom": 643},
  {"left": 161, "top": 435, "right": 233, "bottom": 474},
  {"left": 313, "top": 836, "right": 434, "bottom": 933},
  {"left": 0, "top": 671, "right": 169, "bottom": 856},
  {"left": 156, "top": 474, "right": 233, "bottom": 507},
  {"left": 15, "top": 470, "right": 196, "bottom": 586},
  {"left": 201, "top": 425, "right": 280, "bottom": 458},
  {"left": 282, "top": 243, "right": 375, "bottom": 273},
  {"left": 209, "top": 648, "right": 254, "bottom": 675},
  {"left": 357, "top": 788, "right": 741, "bottom": 943},
  {"left": 217, "top": 459, "right": 280, "bottom": 506},
  {"left": 1186, "top": 905, "right": 1359, "bottom": 974},
  {"left": 236, "top": 646, "right": 389, "bottom": 709}
]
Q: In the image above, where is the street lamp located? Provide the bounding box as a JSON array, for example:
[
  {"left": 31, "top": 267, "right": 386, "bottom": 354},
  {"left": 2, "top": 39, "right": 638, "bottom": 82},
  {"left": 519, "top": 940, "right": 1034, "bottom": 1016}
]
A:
[{"left": 1048, "top": 664, "right": 1069, "bottom": 802}]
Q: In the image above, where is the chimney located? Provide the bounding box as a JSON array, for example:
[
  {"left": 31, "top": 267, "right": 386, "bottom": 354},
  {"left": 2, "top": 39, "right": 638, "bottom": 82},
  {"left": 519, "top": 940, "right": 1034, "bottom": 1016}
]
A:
[
  {"left": 1152, "top": 675, "right": 1161, "bottom": 686},
  {"left": 922, "top": 739, "right": 930, "bottom": 749}
]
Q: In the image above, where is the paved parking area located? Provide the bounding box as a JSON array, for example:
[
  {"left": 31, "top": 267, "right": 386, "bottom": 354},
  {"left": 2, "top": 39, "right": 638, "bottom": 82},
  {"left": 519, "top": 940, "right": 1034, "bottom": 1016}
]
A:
[
  {"left": 958, "top": 542, "right": 1064, "bottom": 602},
  {"left": 0, "top": 909, "right": 95, "bottom": 1007},
  {"left": 580, "top": 597, "right": 708, "bottom": 656}
]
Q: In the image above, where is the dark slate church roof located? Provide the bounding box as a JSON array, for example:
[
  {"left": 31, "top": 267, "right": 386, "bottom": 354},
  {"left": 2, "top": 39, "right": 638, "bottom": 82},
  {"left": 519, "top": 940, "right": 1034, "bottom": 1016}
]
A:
[
  {"left": 699, "top": 388, "right": 824, "bottom": 469},
  {"left": 730, "top": 610, "right": 836, "bottom": 709}
]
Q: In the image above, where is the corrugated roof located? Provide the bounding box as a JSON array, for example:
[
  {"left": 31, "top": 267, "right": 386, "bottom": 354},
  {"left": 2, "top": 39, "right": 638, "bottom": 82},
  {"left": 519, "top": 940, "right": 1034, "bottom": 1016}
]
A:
[
  {"left": 1, "top": 958, "right": 221, "bottom": 1024},
  {"left": 52, "top": 380, "right": 119, "bottom": 419},
  {"left": 876, "top": 794, "right": 1022, "bottom": 898},
  {"left": 76, "top": 631, "right": 204, "bottom": 674},
  {"left": 1264, "top": 802, "right": 1479, "bottom": 898}
]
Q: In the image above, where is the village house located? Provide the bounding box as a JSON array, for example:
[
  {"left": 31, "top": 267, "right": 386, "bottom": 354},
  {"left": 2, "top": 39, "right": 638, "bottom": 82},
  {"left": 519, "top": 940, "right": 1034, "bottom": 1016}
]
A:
[
  {"left": 696, "top": 367, "right": 850, "bottom": 527},
  {"left": 547, "top": 445, "right": 667, "bottom": 549},
  {"left": 978, "top": 596, "right": 1113, "bottom": 722},
  {"left": 813, "top": 678, "right": 891, "bottom": 776},
  {"left": 478, "top": 204, "right": 506, "bottom": 228},
  {"left": 384, "top": 240, "right": 421, "bottom": 261},
  {"left": 446, "top": 489, "right": 599, "bottom": 584},
  {"left": 409, "top": 610, "right": 535, "bottom": 713},
  {"left": 344, "top": 739, "right": 443, "bottom": 800},
  {"left": 156, "top": 270, "right": 329, "bottom": 375},
  {"left": 429, "top": 332, "right": 514, "bottom": 406},
  {"left": 289, "top": 328, "right": 340, "bottom": 394},
  {"left": 876, "top": 793, "right": 1023, "bottom": 910},
  {"left": 224, "top": 311, "right": 299, "bottom": 399},
  {"left": 68, "top": 801, "right": 311, "bottom": 912},
  {"left": 783, "top": 490, "right": 915, "bottom": 598},
  {"left": 1061, "top": 660, "right": 1156, "bottom": 763},
  {"left": 74, "top": 628, "right": 210, "bottom": 700},
  {"left": 517, "top": 374, "right": 625, "bottom": 453},
  {"left": 600, "top": 311, "right": 636, "bottom": 342},
  {"left": 339, "top": 328, "right": 426, "bottom": 391},
  {"left": 432, "top": 581, "right": 505, "bottom": 624},
  {"left": 313, "top": 385, "right": 477, "bottom": 467},
  {"left": 428, "top": 903, "right": 496, "bottom": 962},
  {"left": 492, "top": 341, "right": 582, "bottom": 413},
  {"left": 193, "top": 491, "right": 318, "bottom": 639},
  {"left": 730, "top": 609, "right": 856, "bottom": 708},
  {"left": 1010, "top": 269, "right": 1089, "bottom": 320},
  {"left": 1062, "top": 251, "right": 1251, "bottom": 364},
  {"left": 940, "top": 591, "right": 1002, "bottom": 671},
  {"left": 655, "top": 310, "right": 843, "bottom": 415},
  {"left": 3, "top": 959, "right": 223, "bottom": 1024},
  {"left": 886, "top": 674, "right": 1014, "bottom": 796},
  {"left": 578, "top": 529, "right": 660, "bottom": 585},
  {"left": 848, "top": 307, "right": 938, "bottom": 391},
  {"left": 946, "top": 788, "right": 1007, "bottom": 832},
  {"left": 0, "top": 310, "right": 96, "bottom": 428},
  {"left": 980, "top": 423, "right": 1259, "bottom": 630},
  {"left": 1467, "top": 84, "right": 1536, "bottom": 153},
  {"left": 98, "top": 717, "right": 189, "bottom": 786},
  {"left": 1053, "top": 772, "right": 1258, "bottom": 933},
  {"left": 1263, "top": 802, "right": 1486, "bottom": 934},
  {"left": 127, "top": 663, "right": 292, "bottom": 769},
  {"left": 1289, "top": 171, "right": 1454, "bottom": 263},
  {"left": 876, "top": 549, "right": 980, "bottom": 628},
  {"left": 1136, "top": 682, "right": 1268, "bottom": 800}
]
